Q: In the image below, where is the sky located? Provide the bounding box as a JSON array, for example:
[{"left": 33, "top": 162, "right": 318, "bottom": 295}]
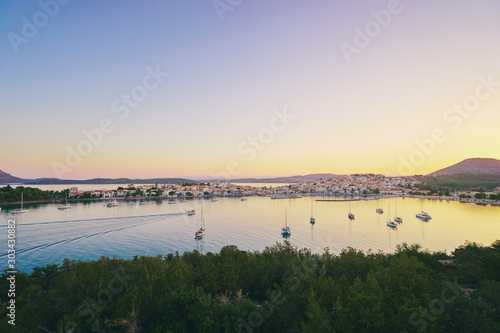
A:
[{"left": 1, "top": 0, "right": 499, "bottom": 180}]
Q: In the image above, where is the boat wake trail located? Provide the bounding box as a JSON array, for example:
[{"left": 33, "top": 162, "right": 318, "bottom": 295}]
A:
[
  {"left": 0, "top": 214, "right": 175, "bottom": 258},
  {"left": 0, "top": 212, "right": 184, "bottom": 227}
]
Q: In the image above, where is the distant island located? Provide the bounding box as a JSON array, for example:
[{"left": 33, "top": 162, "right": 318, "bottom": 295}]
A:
[
  {"left": 0, "top": 170, "right": 196, "bottom": 185},
  {"left": 0, "top": 170, "right": 342, "bottom": 185},
  {"left": 1, "top": 158, "right": 500, "bottom": 188}
]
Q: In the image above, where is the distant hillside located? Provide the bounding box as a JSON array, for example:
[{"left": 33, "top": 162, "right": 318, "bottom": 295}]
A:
[
  {"left": 25, "top": 177, "right": 195, "bottom": 185},
  {"left": 427, "top": 158, "right": 500, "bottom": 176},
  {"left": 209, "top": 173, "right": 340, "bottom": 183},
  {"left": 419, "top": 172, "right": 500, "bottom": 190},
  {"left": 0, "top": 170, "right": 28, "bottom": 184},
  {"left": 0, "top": 170, "right": 196, "bottom": 185}
]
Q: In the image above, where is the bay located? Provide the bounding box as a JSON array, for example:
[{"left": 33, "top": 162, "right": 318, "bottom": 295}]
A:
[{"left": 1, "top": 196, "right": 499, "bottom": 273}]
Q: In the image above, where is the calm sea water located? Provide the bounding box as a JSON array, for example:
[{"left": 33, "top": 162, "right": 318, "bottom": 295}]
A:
[{"left": 1, "top": 196, "right": 499, "bottom": 273}]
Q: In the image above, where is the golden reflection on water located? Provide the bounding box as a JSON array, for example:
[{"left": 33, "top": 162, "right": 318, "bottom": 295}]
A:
[
  {"left": 205, "top": 196, "right": 500, "bottom": 255},
  {"left": 3, "top": 195, "right": 499, "bottom": 272}
]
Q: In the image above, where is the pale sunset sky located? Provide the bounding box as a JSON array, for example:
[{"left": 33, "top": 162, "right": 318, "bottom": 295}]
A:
[{"left": 1, "top": 0, "right": 499, "bottom": 180}]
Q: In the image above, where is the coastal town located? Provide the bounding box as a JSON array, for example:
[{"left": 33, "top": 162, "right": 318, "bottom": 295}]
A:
[{"left": 67, "top": 174, "right": 500, "bottom": 205}]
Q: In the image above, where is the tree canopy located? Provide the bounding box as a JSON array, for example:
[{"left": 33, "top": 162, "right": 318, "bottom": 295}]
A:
[{"left": 1, "top": 240, "right": 499, "bottom": 332}]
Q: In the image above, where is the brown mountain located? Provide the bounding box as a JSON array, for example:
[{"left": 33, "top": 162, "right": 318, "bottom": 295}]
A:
[
  {"left": 427, "top": 158, "right": 500, "bottom": 176},
  {"left": 0, "top": 169, "right": 194, "bottom": 185},
  {"left": 0, "top": 169, "right": 29, "bottom": 184}
]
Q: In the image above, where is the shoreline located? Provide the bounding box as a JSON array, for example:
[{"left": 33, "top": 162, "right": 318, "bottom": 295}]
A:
[
  {"left": 1, "top": 194, "right": 499, "bottom": 206},
  {"left": 313, "top": 194, "right": 500, "bottom": 206},
  {"left": 0, "top": 195, "right": 237, "bottom": 206}
]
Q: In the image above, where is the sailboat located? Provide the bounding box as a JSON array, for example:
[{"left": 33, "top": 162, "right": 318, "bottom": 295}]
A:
[
  {"left": 386, "top": 203, "right": 397, "bottom": 228},
  {"left": 310, "top": 200, "right": 316, "bottom": 224},
  {"left": 195, "top": 207, "right": 206, "bottom": 239},
  {"left": 394, "top": 202, "right": 402, "bottom": 223},
  {"left": 281, "top": 206, "right": 291, "bottom": 238},
  {"left": 58, "top": 192, "right": 71, "bottom": 210},
  {"left": 375, "top": 200, "right": 384, "bottom": 214},
  {"left": 416, "top": 200, "right": 432, "bottom": 220},
  {"left": 348, "top": 201, "right": 355, "bottom": 220},
  {"left": 11, "top": 193, "right": 29, "bottom": 214}
]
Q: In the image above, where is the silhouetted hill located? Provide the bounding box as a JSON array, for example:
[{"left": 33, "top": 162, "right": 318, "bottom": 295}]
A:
[
  {"left": 25, "top": 177, "right": 195, "bottom": 185},
  {"left": 0, "top": 170, "right": 28, "bottom": 184},
  {"left": 0, "top": 170, "right": 195, "bottom": 185},
  {"left": 207, "top": 173, "right": 340, "bottom": 183}
]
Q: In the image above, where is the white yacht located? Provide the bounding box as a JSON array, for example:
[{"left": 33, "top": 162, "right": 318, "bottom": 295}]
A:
[
  {"left": 281, "top": 206, "right": 291, "bottom": 237},
  {"left": 58, "top": 193, "right": 71, "bottom": 210},
  {"left": 416, "top": 201, "right": 432, "bottom": 220},
  {"left": 394, "top": 202, "right": 402, "bottom": 223},
  {"left": 416, "top": 211, "right": 432, "bottom": 220},
  {"left": 11, "top": 193, "right": 29, "bottom": 214},
  {"left": 195, "top": 207, "right": 206, "bottom": 239},
  {"left": 310, "top": 201, "right": 316, "bottom": 224},
  {"left": 348, "top": 202, "right": 355, "bottom": 220},
  {"left": 386, "top": 203, "right": 397, "bottom": 228}
]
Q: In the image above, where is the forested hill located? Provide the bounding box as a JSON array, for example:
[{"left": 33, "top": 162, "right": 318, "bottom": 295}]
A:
[
  {"left": 1, "top": 241, "right": 499, "bottom": 332},
  {"left": 428, "top": 158, "right": 500, "bottom": 176}
]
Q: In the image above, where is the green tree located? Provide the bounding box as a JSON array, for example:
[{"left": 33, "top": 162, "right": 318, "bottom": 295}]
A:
[{"left": 475, "top": 192, "right": 487, "bottom": 199}]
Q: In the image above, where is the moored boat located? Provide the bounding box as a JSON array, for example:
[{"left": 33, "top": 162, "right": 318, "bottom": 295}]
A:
[
  {"left": 348, "top": 202, "right": 355, "bottom": 220},
  {"left": 11, "top": 193, "right": 29, "bottom": 214},
  {"left": 281, "top": 206, "right": 291, "bottom": 238},
  {"left": 386, "top": 203, "right": 397, "bottom": 228},
  {"left": 310, "top": 201, "right": 316, "bottom": 224},
  {"left": 195, "top": 207, "right": 206, "bottom": 239},
  {"left": 394, "top": 202, "right": 402, "bottom": 223},
  {"left": 58, "top": 193, "right": 71, "bottom": 210}
]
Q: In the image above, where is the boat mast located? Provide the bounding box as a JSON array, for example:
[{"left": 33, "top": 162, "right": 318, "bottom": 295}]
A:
[
  {"left": 201, "top": 206, "right": 205, "bottom": 229},
  {"left": 285, "top": 206, "right": 288, "bottom": 227}
]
